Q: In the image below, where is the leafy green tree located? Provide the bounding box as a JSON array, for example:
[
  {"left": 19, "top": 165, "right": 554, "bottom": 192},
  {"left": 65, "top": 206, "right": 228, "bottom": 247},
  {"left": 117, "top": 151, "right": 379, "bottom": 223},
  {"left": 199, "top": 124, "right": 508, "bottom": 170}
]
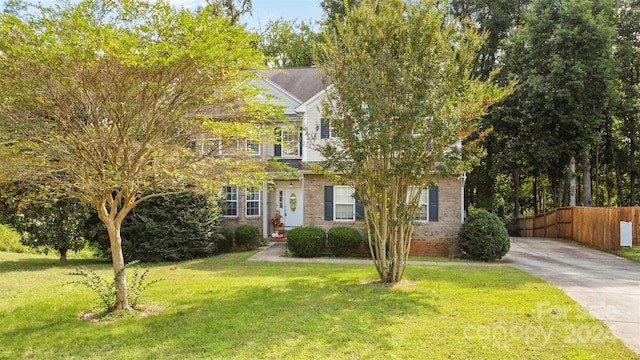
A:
[
  {"left": 320, "top": 0, "right": 362, "bottom": 30},
  {"left": 319, "top": 0, "right": 510, "bottom": 283},
  {"left": 613, "top": 0, "right": 640, "bottom": 205},
  {"left": 206, "top": 0, "right": 252, "bottom": 25},
  {"left": 259, "top": 18, "right": 321, "bottom": 68},
  {"left": 502, "top": 0, "right": 616, "bottom": 207},
  {"left": 13, "top": 197, "right": 92, "bottom": 264},
  {"left": 449, "top": 0, "right": 531, "bottom": 216},
  {"left": 0, "top": 0, "right": 273, "bottom": 310}
]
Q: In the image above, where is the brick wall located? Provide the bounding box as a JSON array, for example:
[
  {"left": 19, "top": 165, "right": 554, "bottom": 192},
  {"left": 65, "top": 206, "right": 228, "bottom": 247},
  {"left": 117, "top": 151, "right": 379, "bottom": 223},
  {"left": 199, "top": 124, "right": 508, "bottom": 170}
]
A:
[
  {"left": 302, "top": 174, "right": 463, "bottom": 256},
  {"left": 221, "top": 187, "right": 263, "bottom": 231}
]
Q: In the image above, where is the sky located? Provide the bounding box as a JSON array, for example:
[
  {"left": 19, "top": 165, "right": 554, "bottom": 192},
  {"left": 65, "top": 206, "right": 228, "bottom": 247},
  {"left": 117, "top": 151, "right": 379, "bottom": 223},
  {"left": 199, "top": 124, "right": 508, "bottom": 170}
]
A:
[{"left": 169, "top": 0, "right": 325, "bottom": 31}]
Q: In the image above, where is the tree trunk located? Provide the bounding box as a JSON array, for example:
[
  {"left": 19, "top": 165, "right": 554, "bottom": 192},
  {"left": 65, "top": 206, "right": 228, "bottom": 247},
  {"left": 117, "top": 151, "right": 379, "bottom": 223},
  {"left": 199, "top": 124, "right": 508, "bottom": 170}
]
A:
[
  {"left": 631, "top": 135, "right": 636, "bottom": 206},
  {"left": 552, "top": 176, "right": 559, "bottom": 208},
  {"left": 513, "top": 170, "right": 520, "bottom": 219},
  {"left": 594, "top": 145, "right": 599, "bottom": 207},
  {"left": 59, "top": 248, "right": 67, "bottom": 264},
  {"left": 365, "top": 179, "right": 415, "bottom": 284},
  {"left": 97, "top": 205, "right": 130, "bottom": 311},
  {"left": 106, "top": 220, "right": 129, "bottom": 311},
  {"left": 533, "top": 174, "right": 538, "bottom": 215},
  {"left": 605, "top": 163, "right": 612, "bottom": 207},
  {"left": 563, "top": 171, "right": 570, "bottom": 207},
  {"left": 583, "top": 149, "right": 592, "bottom": 206},
  {"left": 569, "top": 156, "right": 577, "bottom": 207},
  {"left": 615, "top": 158, "right": 625, "bottom": 206}
]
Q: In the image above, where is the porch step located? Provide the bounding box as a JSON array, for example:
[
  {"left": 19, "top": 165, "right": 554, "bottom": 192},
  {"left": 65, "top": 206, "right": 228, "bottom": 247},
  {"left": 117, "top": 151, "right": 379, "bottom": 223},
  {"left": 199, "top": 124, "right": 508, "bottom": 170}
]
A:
[{"left": 268, "top": 236, "right": 286, "bottom": 242}]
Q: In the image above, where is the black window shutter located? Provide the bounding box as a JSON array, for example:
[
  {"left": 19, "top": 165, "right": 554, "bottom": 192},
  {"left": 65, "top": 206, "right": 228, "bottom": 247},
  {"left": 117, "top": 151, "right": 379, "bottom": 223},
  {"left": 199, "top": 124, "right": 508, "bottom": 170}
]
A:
[
  {"left": 324, "top": 185, "right": 334, "bottom": 221},
  {"left": 320, "top": 118, "right": 329, "bottom": 139},
  {"left": 299, "top": 131, "right": 303, "bottom": 156},
  {"left": 429, "top": 186, "right": 439, "bottom": 222},
  {"left": 355, "top": 196, "right": 364, "bottom": 221},
  {"left": 274, "top": 128, "right": 281, "bottom": 157}
]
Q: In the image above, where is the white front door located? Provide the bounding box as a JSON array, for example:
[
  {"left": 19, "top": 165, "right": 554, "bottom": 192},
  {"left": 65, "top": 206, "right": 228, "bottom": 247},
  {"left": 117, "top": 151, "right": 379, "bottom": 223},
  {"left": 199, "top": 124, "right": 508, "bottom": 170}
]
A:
[{"left": 276, "top": 184, "right": 303, "bottom": 229}]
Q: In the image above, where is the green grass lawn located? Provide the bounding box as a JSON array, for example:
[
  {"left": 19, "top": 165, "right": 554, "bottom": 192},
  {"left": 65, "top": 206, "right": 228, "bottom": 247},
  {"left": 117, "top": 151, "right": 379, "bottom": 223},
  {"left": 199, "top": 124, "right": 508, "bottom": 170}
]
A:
[
  {"left": 613, "top": 246, "right": 640, "bottom": 263},
  {"left": 1, "top": 250, "right": 637, "bottom": 360}
]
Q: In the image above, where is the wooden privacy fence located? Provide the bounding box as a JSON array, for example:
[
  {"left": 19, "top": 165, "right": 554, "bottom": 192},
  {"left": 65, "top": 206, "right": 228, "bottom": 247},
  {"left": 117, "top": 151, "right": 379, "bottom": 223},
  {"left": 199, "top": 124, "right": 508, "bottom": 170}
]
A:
[{"left": 516, "top": 207, "right": 640, "bottom": 251}]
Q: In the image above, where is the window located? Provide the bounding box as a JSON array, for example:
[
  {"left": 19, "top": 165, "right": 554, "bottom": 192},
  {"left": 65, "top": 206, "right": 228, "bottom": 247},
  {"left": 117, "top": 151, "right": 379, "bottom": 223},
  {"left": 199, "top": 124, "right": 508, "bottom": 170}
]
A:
[
  {"left": 334, "top": 186, "right": 355, "bottom": 220},
  {"left": 219, "top": 139, "right": 239, "bottom": 155},
  {"left": 246, "top": 189, "right": 260, "bottom": 217},
  {"left": 223, "top": 186, "right": 238, "bottom": 217},
  {"left": 192, "top": 138, "right": 239, "bottom": 155},
  {"left": 320, "top": 118, "right": 333, "bottom": 139},
  {"left": 281, "top": 130, "right": 300, "bottom": 157},
  {"left": 408, "top": 187, "right": 429, "bottom": 221},
  {"left": 193, "top": 138, "right": 217, "bottom": 154},
  {"left": 246, "top": 140, "right": 260, "bottom": 156}
]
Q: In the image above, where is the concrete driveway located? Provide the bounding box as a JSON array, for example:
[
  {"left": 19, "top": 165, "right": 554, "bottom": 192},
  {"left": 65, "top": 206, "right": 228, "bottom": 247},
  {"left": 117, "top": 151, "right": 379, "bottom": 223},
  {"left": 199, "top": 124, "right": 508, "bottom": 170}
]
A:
[{"left": 504, "top": 237, "right": 640, "bottom": 355}]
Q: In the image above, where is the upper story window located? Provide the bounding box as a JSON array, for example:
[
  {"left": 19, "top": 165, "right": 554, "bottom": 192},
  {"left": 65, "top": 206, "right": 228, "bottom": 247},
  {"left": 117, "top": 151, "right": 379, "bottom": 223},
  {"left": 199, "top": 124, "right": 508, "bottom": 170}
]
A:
[
  {"left": 275, "top": 127, "right": 302, "bottom": 158},
  {"left": 281, "top": 130, "right": 300, "bottom": 157},
  {"left": 246, "top": 140, "right": 260, "bottom": 156},
  {"left": 320, "top": 118, "right": 333, "bottom": 139},
  {"left": 192, "top": 138, "right": 259, "bottom": 156},
  {"left": 219, "top": 139, "right": 239, "bottom": 155}
]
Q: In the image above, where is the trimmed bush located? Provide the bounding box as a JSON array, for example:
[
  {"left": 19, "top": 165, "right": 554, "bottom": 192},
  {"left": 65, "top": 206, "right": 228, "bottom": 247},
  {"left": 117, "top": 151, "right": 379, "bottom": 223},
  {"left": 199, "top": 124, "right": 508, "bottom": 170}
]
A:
[
  {"left": 234, "top": 225, "right": 261, "bottom": 250},
  {"left": 287, "top": 226, "right": 326, "bottom": 258},
  {"left": 457, "top": 208, "right": 510, "bottom": 261},
  {"left": 91, "top": 190, "right": 223, "bottom": 263},
  {"left": 327, "top": 227, "right": 362, "bottom": 257},
  {"left": 218, "top": 228, "right": 234, "bottom": 254}
]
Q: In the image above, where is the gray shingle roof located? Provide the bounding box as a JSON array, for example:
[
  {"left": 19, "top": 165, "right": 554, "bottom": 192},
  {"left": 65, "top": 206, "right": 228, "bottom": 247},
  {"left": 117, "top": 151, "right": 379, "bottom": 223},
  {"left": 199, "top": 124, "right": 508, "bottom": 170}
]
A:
[{"left": 259, "top": 67, "right": 326, "bottom": 103}]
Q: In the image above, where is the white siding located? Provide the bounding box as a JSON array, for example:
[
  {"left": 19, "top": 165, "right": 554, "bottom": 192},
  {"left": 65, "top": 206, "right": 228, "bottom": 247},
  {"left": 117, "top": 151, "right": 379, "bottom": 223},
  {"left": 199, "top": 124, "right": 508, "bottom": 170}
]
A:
[
  {"left": 303, "top": 98, "right": 328, "bottom": 163},
  {"left": 255, "top": 79, "right": 301, "bottom": 116}
]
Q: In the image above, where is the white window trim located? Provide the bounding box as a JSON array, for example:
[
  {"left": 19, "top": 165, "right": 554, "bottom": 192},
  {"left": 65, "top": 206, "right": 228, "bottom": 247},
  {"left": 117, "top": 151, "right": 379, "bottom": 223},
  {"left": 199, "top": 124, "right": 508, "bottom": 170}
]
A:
[
  {"left": 223, "top": 186, "right": 239, "bottom": 218},
  {"left": 281, "top": 129, "right": 301, "bottom": 158},
  {"left": 245, "top": 189, "right": 261, "bottom": 217},
  {"left": 246, "top": 139, "right": 261, "bottom": 156},
  {"left": 199, "top": 138, "right": 259, "bottom": 156},
  {"left": 218, "top": 138, "right": 239, "bottom": 155},
  {"left": 322, "top": 118, "right": 334, "bottom": 138},
  {"left": 408, "top": 186, "right": 429, "bottom": 222},
  {"left": 334, "top": 185, "right": 355, "bottom": 221}
]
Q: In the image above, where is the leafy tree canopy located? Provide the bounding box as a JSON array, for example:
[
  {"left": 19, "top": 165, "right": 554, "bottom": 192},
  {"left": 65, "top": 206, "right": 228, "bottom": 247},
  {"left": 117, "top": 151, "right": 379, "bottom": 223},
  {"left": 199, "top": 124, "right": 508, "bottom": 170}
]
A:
[
  {"left": 0, "top": 0, "right": 275, "bottom": 310},
  {"left": 319, "top": 0, "right": 511, "bottom": 283}
]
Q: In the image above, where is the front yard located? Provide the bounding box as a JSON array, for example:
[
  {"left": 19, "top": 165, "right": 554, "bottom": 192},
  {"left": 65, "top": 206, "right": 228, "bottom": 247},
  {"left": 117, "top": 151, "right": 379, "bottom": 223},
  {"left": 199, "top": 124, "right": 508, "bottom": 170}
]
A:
[{"left": 0, "top": 250, "right": 637, "bottom": 359}]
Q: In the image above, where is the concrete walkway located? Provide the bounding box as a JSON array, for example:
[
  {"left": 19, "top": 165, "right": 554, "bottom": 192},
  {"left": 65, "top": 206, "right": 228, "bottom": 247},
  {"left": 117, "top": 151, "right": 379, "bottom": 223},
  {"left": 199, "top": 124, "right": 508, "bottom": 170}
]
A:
[{"left": 504, "top": 237, "right": 640, "bottom": 355}]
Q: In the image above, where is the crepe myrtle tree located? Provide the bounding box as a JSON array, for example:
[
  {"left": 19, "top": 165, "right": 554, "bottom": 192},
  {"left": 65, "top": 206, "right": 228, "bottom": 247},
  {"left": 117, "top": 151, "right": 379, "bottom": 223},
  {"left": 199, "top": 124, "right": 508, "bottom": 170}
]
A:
[
  {"left": 318, "top": 0, "right": 511, "bottom": 283},
  {"left": 0, "top": 0, "right": 278, "bottom": 310}
]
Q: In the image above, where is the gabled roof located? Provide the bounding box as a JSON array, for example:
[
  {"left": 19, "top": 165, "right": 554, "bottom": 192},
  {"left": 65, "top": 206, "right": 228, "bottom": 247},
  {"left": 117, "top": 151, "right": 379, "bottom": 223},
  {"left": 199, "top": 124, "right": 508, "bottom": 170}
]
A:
[{"left": 259, "top": 67, "right": 326, "bottom": 103}]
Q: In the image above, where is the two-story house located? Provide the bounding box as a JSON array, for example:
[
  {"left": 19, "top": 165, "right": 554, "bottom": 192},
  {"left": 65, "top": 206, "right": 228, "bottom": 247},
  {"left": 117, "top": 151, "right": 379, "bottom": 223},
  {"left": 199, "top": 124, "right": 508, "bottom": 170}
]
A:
[{"left": 221, "top": 67, "right": 466, "bottom": 256}]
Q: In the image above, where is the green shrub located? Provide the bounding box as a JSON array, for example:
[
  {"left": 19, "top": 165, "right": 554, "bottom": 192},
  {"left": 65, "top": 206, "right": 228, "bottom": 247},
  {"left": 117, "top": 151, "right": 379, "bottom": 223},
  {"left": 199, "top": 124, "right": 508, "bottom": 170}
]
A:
[
  {"left": 91, "top": 190, "right": 223, "bottom": 262},
  {"left": 327, "top": 227, "right": 362, "bottom": 257},
  {"left": 234, "top": 225, "right": 261, "bottom": 250},
  {"left": 457, "top": 208, "right": 510, "bottom": 261},
  {"left": 219, "top": 228, "right": 234, "bottom": 253},
  {"left": 287, "top": 226, "right": 326, "bottom": 257},
  {"left": 0, "top": 224, "right": 36, "bottom": 254}
]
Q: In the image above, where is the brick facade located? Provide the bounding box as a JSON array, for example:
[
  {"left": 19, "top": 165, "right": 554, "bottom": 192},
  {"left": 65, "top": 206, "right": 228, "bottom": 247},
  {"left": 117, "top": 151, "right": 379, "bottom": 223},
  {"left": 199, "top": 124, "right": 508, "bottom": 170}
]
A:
[
  {"left": 221, "top": 187, "right": 263, "bottom": 231},
  {"left": 303, "top": 174, "right": 463, "bottom": 256}
]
